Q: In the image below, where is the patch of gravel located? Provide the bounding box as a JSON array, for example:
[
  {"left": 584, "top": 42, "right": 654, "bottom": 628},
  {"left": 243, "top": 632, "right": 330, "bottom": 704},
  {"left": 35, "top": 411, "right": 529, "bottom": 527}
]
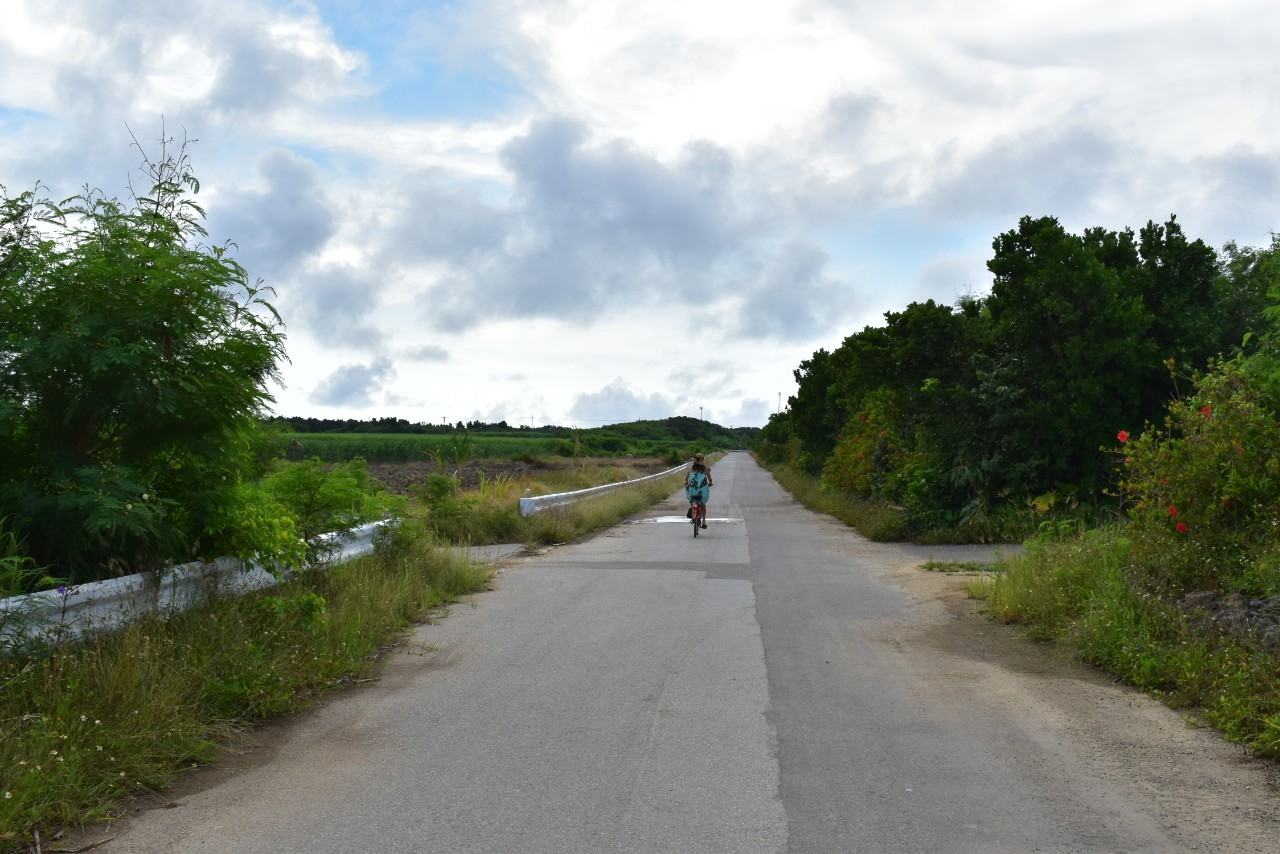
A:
[{"left": 890, "top": 564, "right": 1280, "bottom": 852}]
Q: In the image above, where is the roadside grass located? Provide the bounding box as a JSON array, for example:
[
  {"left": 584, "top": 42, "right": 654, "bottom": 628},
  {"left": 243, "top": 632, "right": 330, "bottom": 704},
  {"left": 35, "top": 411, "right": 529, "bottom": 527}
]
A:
[
  {"left": 760, "top": 459, "right": 909, "bottom": 541},
  {"left": 757, "top": 457, "right": 1102, "bottom": 545},
  {"left": 412, "top": 460, "right": 687, "bottom": 547},
  {"left": 520, "top": 470, "right": 687, "bottom": 547},
  {"left": 0, "top": 540, "right": 490, "bottom": 850},
  {"left": 970, "top": 525, "right": 1280, "bottom": 760},
  {"left": 0, "top": 455, "right": 691, "bottom": 849}
]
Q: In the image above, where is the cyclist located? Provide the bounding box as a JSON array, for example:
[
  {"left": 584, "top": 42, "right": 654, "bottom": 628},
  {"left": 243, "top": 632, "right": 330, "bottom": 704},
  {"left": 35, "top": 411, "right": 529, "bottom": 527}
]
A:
[{"left": 685, "top": 453, "right": 713, "bottom": 529}]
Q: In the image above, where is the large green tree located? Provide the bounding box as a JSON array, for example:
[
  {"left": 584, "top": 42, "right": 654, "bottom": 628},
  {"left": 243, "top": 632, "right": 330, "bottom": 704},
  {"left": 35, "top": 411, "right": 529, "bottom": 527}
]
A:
[
  {"left": 0, "top": 139, "right": 288, "bottom": 580},
  {"left": 982, "top": 215, "right": 1155, "bottom": 497},
  {"left": 787, "top": 348, "right": 842, "bottom": 470}
]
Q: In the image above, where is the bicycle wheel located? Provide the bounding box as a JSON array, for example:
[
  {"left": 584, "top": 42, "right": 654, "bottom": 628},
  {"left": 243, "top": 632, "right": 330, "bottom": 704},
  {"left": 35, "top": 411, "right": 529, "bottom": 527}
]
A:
[{"left": 692, "top": 503, "right": 700, "bottom": 537}]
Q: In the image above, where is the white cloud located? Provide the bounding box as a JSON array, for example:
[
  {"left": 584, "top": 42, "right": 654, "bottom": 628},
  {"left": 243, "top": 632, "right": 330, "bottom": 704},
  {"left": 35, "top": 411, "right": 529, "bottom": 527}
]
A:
[
  {"left": 568, "top": 377, "right": 680, "bottom": 424},
  {"left": 4, "top": 0, "right": 1280, "bottom": 429},
  {"left": 403, "top": 344, "right": 450, "bottom": 362},
  {"left": 309, "top": 357, "right": 397, "bottom": 408},
  {"left": 736, "top": 239, "right": 854, "bottom": 341}
]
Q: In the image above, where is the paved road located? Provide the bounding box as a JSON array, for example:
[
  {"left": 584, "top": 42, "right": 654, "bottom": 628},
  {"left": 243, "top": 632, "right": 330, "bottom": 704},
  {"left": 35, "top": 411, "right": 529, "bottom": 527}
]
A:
[{"left": 89, "top": 451, "right": 1277, "bottom": 853}]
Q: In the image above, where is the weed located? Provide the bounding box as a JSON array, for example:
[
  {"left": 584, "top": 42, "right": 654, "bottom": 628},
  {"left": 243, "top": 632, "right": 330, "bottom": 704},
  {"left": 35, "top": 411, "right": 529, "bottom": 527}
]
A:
[
  {"left": 0, "top": 536, "right": 490, "bottom": 849},
  {"left": 762, "top": 458, "right": 908, "bottom": 541},
  {"left": 980, "top": 523, "right": 1280, "bottom": 759}
]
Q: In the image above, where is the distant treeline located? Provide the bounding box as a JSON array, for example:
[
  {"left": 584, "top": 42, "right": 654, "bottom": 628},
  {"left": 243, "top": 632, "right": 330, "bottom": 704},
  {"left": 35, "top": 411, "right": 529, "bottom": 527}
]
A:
[
  {"left": 268, "top": 415, "right": 759, "bottom": 450},
  {"left": 267, "top": 416, "right": 533, "bottom": 434}
]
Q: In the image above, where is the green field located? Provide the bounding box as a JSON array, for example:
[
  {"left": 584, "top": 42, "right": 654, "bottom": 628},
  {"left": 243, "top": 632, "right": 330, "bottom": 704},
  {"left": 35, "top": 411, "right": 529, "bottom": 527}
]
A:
[
  {"left": 282, "top": 432, "right": 563, "bottom": 462},
  {"left": 275, "top": 417, "right": 759, "bottom": 463}
]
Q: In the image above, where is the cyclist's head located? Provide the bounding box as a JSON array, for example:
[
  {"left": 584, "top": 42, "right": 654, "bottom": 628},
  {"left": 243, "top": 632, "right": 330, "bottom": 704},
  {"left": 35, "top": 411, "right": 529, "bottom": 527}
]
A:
[{"left": 694, "top": 453, "right": 705, "bottom": 463}]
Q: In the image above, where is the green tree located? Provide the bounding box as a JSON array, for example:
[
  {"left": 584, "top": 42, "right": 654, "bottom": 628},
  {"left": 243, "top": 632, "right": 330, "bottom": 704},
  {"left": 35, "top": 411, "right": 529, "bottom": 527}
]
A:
[
  {"left": 982, "top": 215, "right": 1155, "bottom": 499},
  {"left": 754, "top": 409, "right": 796, "bottom": 464},
  {"left": 1133, "top": 216, "right": 1221, "bottom": 365},
  {"left": 787, "top": 348, "right": 843, "bottom": 471},
  {"left": 824, "top": 299, "right": 990, "bottom": 518},
  {"left": 0, "top": 136, "right": 289, "bottom": 581},
  {"left": 1217, "top": 234, "right": 1280, "bottom": 355}
]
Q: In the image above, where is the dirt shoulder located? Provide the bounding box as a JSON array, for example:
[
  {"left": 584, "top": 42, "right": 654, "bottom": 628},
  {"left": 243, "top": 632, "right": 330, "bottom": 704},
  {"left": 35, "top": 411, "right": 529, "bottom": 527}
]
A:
[{"left": 886, "top": 562, "right": 1280, "bottom": 850}]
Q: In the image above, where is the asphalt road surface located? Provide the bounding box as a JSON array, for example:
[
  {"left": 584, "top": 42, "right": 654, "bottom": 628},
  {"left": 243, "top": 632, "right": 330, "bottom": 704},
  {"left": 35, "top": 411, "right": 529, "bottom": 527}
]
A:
[{"left": 82, "top": 451, "right": 1278, "bottom": 853}]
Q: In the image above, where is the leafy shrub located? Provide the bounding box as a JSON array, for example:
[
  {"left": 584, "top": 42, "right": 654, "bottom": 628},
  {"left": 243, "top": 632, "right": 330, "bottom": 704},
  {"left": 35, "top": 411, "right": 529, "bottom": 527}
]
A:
[
  {"left": 825, "top": 396, "right": 901, "bottom": 496},
  {"left": 0, "top": 139, "right": 286, "bottom": 583},
  {"left": 0, "top": 518, "right": 60, "bottom": 598},
  {"left": 262, "top": 458, "right": 403, "bottom": 560},
  {"left": 1119, "top": 359, "right": 1280, "bottom": 595},
  {"left": 200, "top": 481, "right": 305, "bottom": 571}
]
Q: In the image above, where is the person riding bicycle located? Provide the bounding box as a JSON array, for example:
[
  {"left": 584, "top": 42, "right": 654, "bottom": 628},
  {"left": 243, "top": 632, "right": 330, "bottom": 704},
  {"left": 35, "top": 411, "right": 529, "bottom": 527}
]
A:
[{"left": 685, "top": 453, "right": 713, "bottom": 529}]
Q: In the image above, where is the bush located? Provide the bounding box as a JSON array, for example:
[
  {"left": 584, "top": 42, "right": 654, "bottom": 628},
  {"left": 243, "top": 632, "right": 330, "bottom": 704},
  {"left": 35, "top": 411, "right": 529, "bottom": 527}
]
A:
[
  {"left": 1119, "top": 359, "right": 1280, "bottom": 595},
  {"left": 262, "top": 458, "right": 403, "bottom": 560},
  {"left": 0, "top": 138, "right": 286, "bottom": 583},
  {"left": 200, "top": 481, "right": 305, "bottom": 570},
  {"left": 825, "top": 397, "right": 902, "bottom": 496}
]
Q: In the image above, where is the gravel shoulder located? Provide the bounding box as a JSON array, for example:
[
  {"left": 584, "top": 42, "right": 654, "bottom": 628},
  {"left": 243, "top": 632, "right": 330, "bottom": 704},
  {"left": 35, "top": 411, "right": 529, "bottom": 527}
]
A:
[{"left": 885, "top": 561, "right": 1280, "bottom": 850}]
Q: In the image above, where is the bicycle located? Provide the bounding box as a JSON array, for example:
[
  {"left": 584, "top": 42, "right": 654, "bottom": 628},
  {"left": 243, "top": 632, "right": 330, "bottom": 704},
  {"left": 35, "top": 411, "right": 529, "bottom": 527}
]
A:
[{"left": 688, "top": 497, "right": 706, "bottom": 537}]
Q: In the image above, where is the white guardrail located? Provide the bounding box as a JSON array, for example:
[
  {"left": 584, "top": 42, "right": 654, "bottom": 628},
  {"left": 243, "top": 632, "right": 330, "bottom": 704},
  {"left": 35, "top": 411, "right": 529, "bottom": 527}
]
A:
[
  {"left": 3, "top": 464, "right": 690, "bottom": 648},
  {"left": 0, "top": 521, "right": 386, "bottom": 650},
  {"left": 518, "top": 463, "right": 687, "bottom": 516}
]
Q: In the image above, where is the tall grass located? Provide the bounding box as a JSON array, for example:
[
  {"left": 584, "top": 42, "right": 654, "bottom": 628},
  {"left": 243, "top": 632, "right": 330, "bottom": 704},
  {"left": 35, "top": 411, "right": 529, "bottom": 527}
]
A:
[
  {"left": 972, "top": 525, "right": 1280, "bottom": 760},
  {"left": 0, "top": 541, "right": 490, "bottom": 850},
  {"left": 762, "top": 459, "right": 909, "bottom": 541},
  {"left": 759, "top": 456, "right": 1096, "bottom": 545},
  {"left": 410, "top": 463, "right": 686, "bottom": 546},
  {"left": 521, "top": 472, "right": 686, "bottom": 546}
]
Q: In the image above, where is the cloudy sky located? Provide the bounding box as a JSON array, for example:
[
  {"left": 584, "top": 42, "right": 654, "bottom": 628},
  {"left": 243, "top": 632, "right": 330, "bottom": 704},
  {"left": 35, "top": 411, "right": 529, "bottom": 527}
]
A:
[{"left": 3, "top": 1, "right": 1278, "bottom": 428}]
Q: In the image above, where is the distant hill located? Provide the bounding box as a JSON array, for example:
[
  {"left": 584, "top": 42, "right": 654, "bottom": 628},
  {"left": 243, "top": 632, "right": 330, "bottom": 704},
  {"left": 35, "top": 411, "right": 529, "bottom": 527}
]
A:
[{"left": 597, "top": 416, "right": 758, "bottom": 447}]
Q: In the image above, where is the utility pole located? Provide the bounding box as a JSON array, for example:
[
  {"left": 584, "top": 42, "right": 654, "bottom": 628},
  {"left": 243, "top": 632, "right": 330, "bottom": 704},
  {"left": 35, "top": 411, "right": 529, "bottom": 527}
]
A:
[{"left": 699, "top": 406, "right": 703, "bottom": 421}]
